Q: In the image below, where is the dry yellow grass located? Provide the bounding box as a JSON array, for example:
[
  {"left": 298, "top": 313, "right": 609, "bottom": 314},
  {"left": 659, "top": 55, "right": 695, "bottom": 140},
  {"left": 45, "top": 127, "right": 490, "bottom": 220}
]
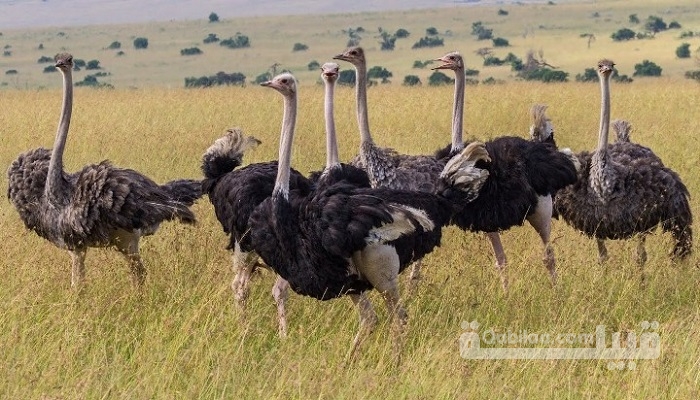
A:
[{"left": 1, "top": 75, "right": 699, "bottom": 398}]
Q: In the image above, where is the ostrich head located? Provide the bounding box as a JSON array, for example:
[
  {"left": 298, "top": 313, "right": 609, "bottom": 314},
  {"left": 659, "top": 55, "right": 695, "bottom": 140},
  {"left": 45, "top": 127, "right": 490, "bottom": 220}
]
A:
[
  {"left": 260, "top": 72, "right": 297, "bottom": 96},
  {"left": 333, "top": 46, "right": 365, "bottom": 67},
  {"left": 529, "top": 104, "right": 555, "bottom": 143},
  {"left": 432, "top": 51, "right": 464, "bottom": 72},
  {"left": 597, "top": 59, "right": 615, "bottom": 79},
  {"left": 321, "top": 62, "right": 340, "bottom": 83},
  {"left": 54, "top": 53, "right": 73, "bottom": 72}
]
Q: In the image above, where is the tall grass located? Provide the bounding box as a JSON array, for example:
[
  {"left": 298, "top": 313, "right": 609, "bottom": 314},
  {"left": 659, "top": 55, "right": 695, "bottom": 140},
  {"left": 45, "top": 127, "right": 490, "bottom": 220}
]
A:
[{"left": 1, "top": 77, "right": 699, "bottom": 398}]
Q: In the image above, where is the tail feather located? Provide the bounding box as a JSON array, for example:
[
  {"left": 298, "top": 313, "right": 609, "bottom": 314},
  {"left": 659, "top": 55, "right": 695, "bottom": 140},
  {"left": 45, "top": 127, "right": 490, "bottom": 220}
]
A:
[
  {"left": 612, "top": 119, "right": 631, "bottom": 143},
  {"left": 201, "top": 128, "right": 261, "bottom": 181},
  {"left": 439, "top": 141, "right": 491, "bottom": 203},
  {"left": 161, "top": 179, "right": 202, "bottom": 206}
]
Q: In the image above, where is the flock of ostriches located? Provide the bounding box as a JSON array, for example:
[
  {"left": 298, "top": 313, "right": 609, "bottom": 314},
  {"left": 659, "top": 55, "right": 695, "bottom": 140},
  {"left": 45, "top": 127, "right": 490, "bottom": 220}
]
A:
[{"left": 7, "top": 47, "right": 693, "bottom": 363}]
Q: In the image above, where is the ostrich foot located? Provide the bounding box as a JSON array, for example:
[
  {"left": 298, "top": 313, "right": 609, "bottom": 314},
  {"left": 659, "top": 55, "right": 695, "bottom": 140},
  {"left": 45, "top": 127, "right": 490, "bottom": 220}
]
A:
[
  {"left": 495, "top": 261, "right": 508, "bottom": 292},
  {"left": 345, "top": 293, "right": 378, "bottom": 365}
]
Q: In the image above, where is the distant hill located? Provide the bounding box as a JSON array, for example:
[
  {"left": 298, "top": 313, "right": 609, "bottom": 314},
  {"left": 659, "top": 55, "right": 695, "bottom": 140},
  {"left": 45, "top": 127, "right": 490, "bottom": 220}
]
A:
[{"left": 0, "top": 0, "right": 577, "bottom": 30}]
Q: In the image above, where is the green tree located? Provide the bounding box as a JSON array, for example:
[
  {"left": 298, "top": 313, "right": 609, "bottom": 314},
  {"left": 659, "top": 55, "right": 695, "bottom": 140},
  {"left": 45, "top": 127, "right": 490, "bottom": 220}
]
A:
[
  {"left": 203, "top": 33, "right": 219, "bottom": 44},
  {"left": 426, "top": 27, "right": 438, "bottom": 36},
  {"left": 220, "top": 33, "right": 250, "bottom": 49},
  {"left": 428, "top": 71, "right": 453, "bottom": 86},
  {"left": 676, "top": 43, "right": 691, "bottom": 58},
  {"left": 633, "top": 60, "right": 662, "bottom": 77},
  {"left": 395, "top": 28, "right": 410, "bottom": 38},
  {"left": 403, "top": 75, "right": 421, "bottom": 86},
  {"left": 307, "top": 60, "right": 320, "bottom": 71},
  {"left": 367, "top": 66, "right": 392, "bottom": 83},
  {"left": 133, "top": 37, "right": 148, "bottom": 49},
  {"left": 107, "top": 41, "right": 121, "bottom": 49},
  {"left": 644, "top": 16, "right": 667, "bottom": 34},
  {"left": 498, "top": 9, "right": 508, "bottom": 16},
  {"left": 629, "top": 14, "right": 640, "bottom": 24},
  {"left": 493, "top": 37, "right": 509, "bottom": 47},
  {"left": 180, "top": 47, "right": 203, "bottom": 56},
  {"left": 86, "top": 60, "right": 101, "bottom": 70},
  {"left": 611, "top": 28, "right": 636, "bottom": 41},
  {"left": 337, "top": 70, "right": 356, "bottom": 86},
  {"left": 292, "top": 43, "right": 308, "bottom": 52},
  {"left": 209, "top": 12, "right": 219, "bottom": 23}
]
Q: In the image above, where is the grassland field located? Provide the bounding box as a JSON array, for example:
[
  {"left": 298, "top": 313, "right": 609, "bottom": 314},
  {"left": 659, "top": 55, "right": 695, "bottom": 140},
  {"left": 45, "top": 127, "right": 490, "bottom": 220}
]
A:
[{"left": 1, "top": 0, "right": 700, "bottom": 399}]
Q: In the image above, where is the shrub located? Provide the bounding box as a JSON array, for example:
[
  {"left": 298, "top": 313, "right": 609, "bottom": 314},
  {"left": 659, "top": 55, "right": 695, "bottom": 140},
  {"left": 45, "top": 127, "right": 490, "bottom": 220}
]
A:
[
  {"left": 74, "top": 59, "right": 86, "bottom": 68},
  {"left": 644, "top": 16, "right": 667, "bottom": 34},
  {"left": 38, "top": 43, "right": 43, "bottom": 50},
  {"left": 520, "top": 68, "right": 568, "bottom": 82},
  {"left": 395, "top": 28, "right": 410, "bottom": 38},
  {"left": 633, "top": 60, "right": 662, "bottom": 76},
  {"left": 426, "top": 27, "right": 438, "bottom": 36},
  {"left": 185, "top": 71, "right": 246, "bottom": 88},
  {"left": 308, "top": 60, "right": 320, "bottom": 71},
  {"left": 3, "top": 50, "right": 10, "bottom": 57},
  {"left": 685, "top": 70, "right": 700, "bottom": 82},
  {"left": 254, "top": 72, "right": 271, "bottom": 85},
  {"left": 629, "top": 14, "right": 640, "bottom": 24},
  {"left": 575, "top": 68, "right": 597, "bottom": 82},
  {"left": 676, "top": 43, "right": 691, "bottom": 58},
  {"left": 378, "top": 32, "right": 396, "bottom": 51},
  {"left": 108, "top": 41, "right": 121, "bottom": 49},
  {"left": 367, "top": 66, "right": 392, "bottom": 83},
  {"left": 498, "top": 9, "right": 508, "bottom": 16},
  {"left": 116, "top": 51, "right": 125, "bottom": 56},
  {"left": 403, "top": 75, "right": 421, "bottom": 86},
  {"left": 338, "top": 70, "right": 356, "bottom": 86},
  {"left": 465, "top": 68, "right": 479, "bottom": 76},
  {"left": 611, "top": 28, "right": 636, "bottom": 41},
  {"left": 493, "top": 37, "right": 509, "bottom": 47},
  {"left": 428, "top": 71, "right": 453, "bottom": 86},
  {"left": 220, "top": 33, "right": 250, "bottom": 49},
  {"left": 412, "top": 60, "right": 433, "bottom": 69},
  {"left": 86, "top": 60, "right": 101, "bottom": 70},
  {"left": 75, "top": 74, "right": 114, "bottom": 89},
  {"left": 6, "top": 69, "right": 17, "bottom": 75},
  {"left": 203, "top": 33, "right": 219, "bottom": 44},
  {"left": 42, "top": 65, "right": 57, "bottom": 73},
  {"left": 37, "top": 55, "right": 53, "bottom": 63},
  {"left": 133, "top": 37, "right": 148, "bottom": 49},
  {"left": 669, "top": 21, "right": 682, "bottom": 29},
  {"left": 209, "top": 12, "right": 219, "bottom": 23},
  {"left": 411, "top": 36, "right": 444, "bottom": 49},
  {"left": 471, "top": 22, "right": 493, "bottom": 40},
  {"left": 679, "top": 31, "right": 696, "bottom": 38},
  {"left": 483, "top": 56, "right": 504, "bottom": 66},
  {"left": 181, "top": 47, "right": 202, "bottom": 56},
  {"left": 292, "top": 43, "right": 308, "bottom": 52}
]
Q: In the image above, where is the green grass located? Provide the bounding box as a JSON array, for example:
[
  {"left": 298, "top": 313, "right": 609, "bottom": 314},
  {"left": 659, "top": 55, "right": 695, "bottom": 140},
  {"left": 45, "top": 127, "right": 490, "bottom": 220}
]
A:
[
  {"left": 1, "top": 0, "right": 700, "bottom": 89},
  {"left": 2, "top": 1, "right": 700, "bottom": 398}
]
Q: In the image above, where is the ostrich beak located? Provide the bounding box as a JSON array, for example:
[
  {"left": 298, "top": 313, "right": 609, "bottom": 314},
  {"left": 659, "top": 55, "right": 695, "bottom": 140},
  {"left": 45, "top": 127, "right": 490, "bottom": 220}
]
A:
[
  {"left": 332, "top": 53, "right": 347, "bottom": 61},
  {"left": 260, "top": 81, "right": 272, "bottom": 87}
]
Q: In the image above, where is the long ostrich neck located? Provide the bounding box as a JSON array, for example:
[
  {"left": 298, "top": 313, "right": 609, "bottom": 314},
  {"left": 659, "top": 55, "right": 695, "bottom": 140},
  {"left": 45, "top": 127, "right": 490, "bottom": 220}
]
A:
[
  {"left": 451, "top": 67, "right": 465, "bottom": 153},
  {"left": 45, "top": 67, "right": 73, "bottom": 202},
  {"left": 355, "top": 61, "right": 373, "bottom": 145},
  {"left": 273, "top": 92, "right": 297, "bottom": 200},
  {"left": 324, "top": 78, "right": 340, "bottom": 168},
  {"left": 590, "top": 72, "right": 612, "bottom": 199},
  {"left": 596, "top": 73, "right": 611, "bottom": 158}
]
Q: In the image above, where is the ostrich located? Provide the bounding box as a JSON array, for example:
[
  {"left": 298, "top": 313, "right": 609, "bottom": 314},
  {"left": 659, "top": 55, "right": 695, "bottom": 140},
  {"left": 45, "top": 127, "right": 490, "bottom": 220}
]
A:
[
  {"left": 201, "top": 129, "right": 313, "bottom": 337},
  {"left": 335, "top": 47, "right": 578, "bottom": 290},
  {"left": 554, "top": 59, "right": 692, "bottom": 265},
  {"left": 250, "top": 72, "right": 490, "bottom": 362},
  {"left": 6, "top": 53, "right": 201, "bottom": 288}
]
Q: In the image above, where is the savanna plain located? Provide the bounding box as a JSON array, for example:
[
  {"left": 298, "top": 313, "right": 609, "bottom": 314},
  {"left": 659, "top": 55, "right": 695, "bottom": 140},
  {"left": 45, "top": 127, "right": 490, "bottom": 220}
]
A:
[{"left": 1, "top": 0, "right": 700, "bottom": 398}]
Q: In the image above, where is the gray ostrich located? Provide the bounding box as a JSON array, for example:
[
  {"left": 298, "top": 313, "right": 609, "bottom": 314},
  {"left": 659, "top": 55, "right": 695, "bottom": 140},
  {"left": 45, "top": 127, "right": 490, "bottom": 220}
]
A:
[
  {"left": 554, "top": 59, "right": 692, "bottom": 265},
  {"left": 7, "top": 53, "right": 200, "bottom": 288}
]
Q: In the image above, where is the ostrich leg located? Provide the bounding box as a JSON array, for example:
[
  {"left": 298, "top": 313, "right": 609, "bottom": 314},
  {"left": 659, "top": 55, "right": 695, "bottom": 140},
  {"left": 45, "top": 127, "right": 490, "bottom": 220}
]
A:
[
  {"left": 526, "top": 195, "right": 557, "bottom": 285},
  {"left": 635, "top": 236, "right": 647, "bottom": 266},
  {"left": 345, "top": 292, "right": 378, "bottom": 363},
  {"left": 69, "top": 248, "right": 87, "bottom": 288},
  {"left": 114, "top": 230, "right": 146, "bottom": 286},
  {"left": 231, "top": 242, "right": 257, "bottom": 310},
  {"left": 597, "top": 239, "right": 608, "bottom": 264},
  {"left": 486, "top": 232, "right": 508, "bottom": 291},
  {"left": 406, "top": 259, "right": 423, "bottom": 297},
  {"left": 271, "top": 276, "right": 290, "bottom": 337}
]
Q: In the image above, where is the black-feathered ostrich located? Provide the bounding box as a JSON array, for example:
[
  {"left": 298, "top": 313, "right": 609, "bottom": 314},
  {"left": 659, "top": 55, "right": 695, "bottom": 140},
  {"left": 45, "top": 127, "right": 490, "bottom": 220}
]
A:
[
  {"left": 249, "top": 72, "right": 490, "bottom": 362},
  {"left": 335, "top": 47, "right": 578, "bottom": 290},
  {"left": 7, "top": 53, "right": 201, "bottom": 288},
  {"left": 554, "top": 59, "right": 692, "bottom": 265},
  {"left": 201, "top": 129, "right": 313, "bottom": 338}
]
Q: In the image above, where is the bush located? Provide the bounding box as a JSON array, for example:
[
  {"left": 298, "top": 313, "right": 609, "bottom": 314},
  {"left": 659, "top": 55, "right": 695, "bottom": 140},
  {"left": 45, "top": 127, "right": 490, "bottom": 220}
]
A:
[
  {"left": 483, "top": 56, "right": 504, "bottom": 66},
  {"left": 395, "top": 28, "right": 410, "bottom": 38},
  {"left": 428, "top": 71, "right": 453, "bottom": 86},
  {"left": 116, "top": 51, "right": 125, "bottom": 56},
  {"left": 633, "top": 60, "right": 662, "bottom": 76},
  {"left": 180, "top": 47, "right": 202, "bottom": 56},
  {"left": 575, "top": 67, "right": 633, "bottom": 83},
  {"left": 493, "top": 37, "right": 509, "bottom": 47},
  {"left": 629, "top": 14, "right": 640, "bottom": 24},
  {"left": 412, "top": 60, "right": 433, "bottom": 69},
  {"left": 679, "top": 31, "right": 696, "bottom": 38},
  {"left": 498, "top": 9, "right": 508, "bottom": 16},
  {"left": 133, "top": 37, "right": 148, "bottom": 49},
  {"left": 108, "top": 41, "right": 121, "bottom": 49},
  {"left": 203, "top": 33, "right": 219, "bottom": 44},
  {"left": 367, "top": 66, "right": 392, "bottom": 83},
  {"left": 337, "top": 70, "right": 356, "bottom": 86},
  {"left": 308, "top": 61, "right": 320, "bottom": 71},
  {"left": 75, "top": 75, "right": 114, "bottom": 89},
  {"left": 38, "top": 43, "right": 43, "bottom": 50},
  {"left": 403, "top": 75, "right": 421, "bottom": 86},
  {"left": 471, "top": 21, "right": 493, "bottom": 40},
  {"left": 74, "top": 59, "right": 86, "bottom": 68},
  {"left": 185, "top": 71, "right": 246, "bottom": 88},
  {"left": 220, "top": 33, "right": 250, "bottom": 49},
  {"left": 86, "top": 60, "right": 101, "bottom": 70},
  {"left": 611, "top": 28, "right": 636, "bottom": 41},
  {"left": 411, "top": 36, "right": 444, "bottom": 49},
  {"left": 209, "top": 12, "right": 219, "bottom": 23},
  {"left": 644, "top": 16, "right": 667, "bottom": 34},
  {"left": 685, "top": 70, "right": 700, "bottom": 82},
  {"left": 3, "top": 50, "right": 10, "bottom": 57},
  {"left": 42, "top": 65, "right": 57, "bottom": 73},
  {"left": 6, "top": 69, "right": 18, "bottom": 75},
  {"left": 676, "top": 43, "right": 691, "bottom": 58},
  {"left": 37, "top": 55, "right": 53, "bottom": 63},
  {"left": 254, "top": 72, "right": 271, "bottom": 85},
  {"left": 669, "top": 21, "right": 682, "bottom": 29},
  {"left": 292, "top": 43, "right": 308, "bottom": 52},
  {"left": 465, "top": 68, "right": 480, "bottom": 76},
  {"left": 426, "top": 27, "right": 438, "bottom": 36}
]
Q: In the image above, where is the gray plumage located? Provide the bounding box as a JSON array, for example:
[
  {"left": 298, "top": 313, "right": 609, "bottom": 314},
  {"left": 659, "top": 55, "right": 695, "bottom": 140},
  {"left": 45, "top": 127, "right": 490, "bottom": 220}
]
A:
[
  {"left": 334, "top": 47, "right": 449, "bottom": 192},
  {"left": 7, "top": 53, "right": 200, "bottom": 287},
  {"left": 554, "top": 59, "right": 692, "bottom": 264},
  {"left": 610, "top": 119, "right": 664, "bottom": 166}
]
